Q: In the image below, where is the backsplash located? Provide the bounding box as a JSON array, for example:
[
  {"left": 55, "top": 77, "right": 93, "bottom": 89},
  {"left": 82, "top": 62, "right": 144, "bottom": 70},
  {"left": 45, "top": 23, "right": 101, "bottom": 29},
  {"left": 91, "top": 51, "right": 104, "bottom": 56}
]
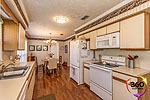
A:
[
  {"left": 95, "top": 49, "right": 150, "bottom": 69},
  {"left": 2, "top": 51, "right": 17, "bottom": 61}
]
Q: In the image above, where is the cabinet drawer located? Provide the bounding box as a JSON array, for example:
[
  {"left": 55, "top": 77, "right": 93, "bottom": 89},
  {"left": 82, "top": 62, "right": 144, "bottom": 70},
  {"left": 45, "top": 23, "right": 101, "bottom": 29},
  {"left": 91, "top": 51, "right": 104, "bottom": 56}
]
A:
[
  {"left": 107, "top": 22, "right": 120, "bottom": 34},
  {"left": 113, "top": 71, "right": 137, "bottom": 82}
]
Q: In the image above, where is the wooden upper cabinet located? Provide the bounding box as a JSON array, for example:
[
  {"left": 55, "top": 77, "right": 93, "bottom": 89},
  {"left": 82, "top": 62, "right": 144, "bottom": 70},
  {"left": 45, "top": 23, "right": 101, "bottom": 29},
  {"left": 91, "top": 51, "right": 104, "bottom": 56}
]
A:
[
  {"left": 3, "top": 20, "right": 18, "bottom": 51},
  {"left": 90, "top": 31, "right": 97, "bottom": 50},
  {"left": 84, "top": 33, "right": 90, "bottom": 39},
  {"left": 18, "top": 23, "right": 26, "bottom": 50},
  {"left": 97, "top": 27, "right": 106, "bottom": 36},
  {"left": 120, "top": 13, "right": 150, "bottom": 50},
  {"left": 107, "top": 22, "right": 120, "bottom": 34}
]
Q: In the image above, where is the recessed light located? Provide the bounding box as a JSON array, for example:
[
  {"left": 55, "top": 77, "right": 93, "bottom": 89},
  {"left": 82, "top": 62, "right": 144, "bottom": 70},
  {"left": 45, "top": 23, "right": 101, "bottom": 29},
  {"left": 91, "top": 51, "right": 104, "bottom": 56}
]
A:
[{"left": 54, "top": 16, "right": 68, "bottom": 23}]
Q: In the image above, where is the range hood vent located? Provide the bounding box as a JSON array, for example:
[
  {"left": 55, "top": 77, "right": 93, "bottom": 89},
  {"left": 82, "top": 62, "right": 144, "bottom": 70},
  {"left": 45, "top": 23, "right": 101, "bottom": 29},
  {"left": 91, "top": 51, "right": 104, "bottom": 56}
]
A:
[{"left": 81, "top": 15, "right": 89, "bottom": 20}]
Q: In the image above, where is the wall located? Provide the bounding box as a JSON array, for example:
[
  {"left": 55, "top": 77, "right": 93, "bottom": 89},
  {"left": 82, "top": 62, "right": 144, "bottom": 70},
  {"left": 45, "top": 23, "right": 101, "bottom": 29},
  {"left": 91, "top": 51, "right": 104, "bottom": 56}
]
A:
[
  {"left": 63, "top": 39, "right": 71, "bottom": 66},
  {"left": 28, "top": 40, "right": 49, "bottom": 65},
  {"left": 95, "top": 49, "right": 150, "bottom": 69},
  {"left": 59, "top": 42, "right": 65, "bottom": 63},
  {"left": 28, "top": 40, "right": 65, "bottom": 65}
]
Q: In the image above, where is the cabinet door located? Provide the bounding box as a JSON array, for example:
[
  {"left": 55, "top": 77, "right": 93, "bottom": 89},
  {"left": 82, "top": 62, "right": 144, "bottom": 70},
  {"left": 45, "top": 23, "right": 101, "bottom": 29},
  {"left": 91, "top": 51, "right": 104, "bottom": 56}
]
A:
[
  {"left": 3, "top": 20, "right": 18, "bottom": 51},
  {"left": 107, "top": 22, "right": 119, "bottom": 34},
  {"left": 18, "top": 23, "right": 26, "bottom": 50},
  {"left": 26, "top": 69, "right": 35, "bottom": 100},
  {"left": 84, "top": 33, "right": 90, "bottom": 39},
  {"left": 90, "top": 31, "right": 97, "bottom": 49},
  {"left": 113, "top": 79, "right": 138, "bottom": 100},
  {"left": 97, "top": 27, "right": 106, "bottom": 36},
  {"left": 84, "top": 68, "right": 90, "bottom": 85},
  {"left": 120, "top": 13, "right": 145, "bottom": 49}
]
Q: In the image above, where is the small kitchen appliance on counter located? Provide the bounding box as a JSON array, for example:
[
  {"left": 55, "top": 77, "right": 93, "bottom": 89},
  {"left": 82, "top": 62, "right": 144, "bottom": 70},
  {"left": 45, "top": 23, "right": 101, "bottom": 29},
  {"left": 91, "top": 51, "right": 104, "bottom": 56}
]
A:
[{"left": 90, "top": 55, "right": 126, "bottom": 100}]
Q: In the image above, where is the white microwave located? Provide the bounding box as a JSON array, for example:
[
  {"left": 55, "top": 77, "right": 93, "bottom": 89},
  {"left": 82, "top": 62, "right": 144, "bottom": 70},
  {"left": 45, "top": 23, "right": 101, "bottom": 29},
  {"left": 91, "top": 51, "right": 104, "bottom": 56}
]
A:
[{"left": 96, "top": 32, "right": 120, "bottom": 49}]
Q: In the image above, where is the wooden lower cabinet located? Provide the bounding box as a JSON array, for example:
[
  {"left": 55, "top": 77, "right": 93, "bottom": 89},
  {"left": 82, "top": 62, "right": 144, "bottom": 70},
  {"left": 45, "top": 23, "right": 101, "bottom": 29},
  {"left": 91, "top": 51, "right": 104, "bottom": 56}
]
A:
[
  {"left": 25, "top": 68, "right": 35, "bottom": 100},
  {"left": 84, "top": 67, "right": 90, "bottom": 85},
  {"left": 113, "top": 71, "right": 150, "bottom": 100},
  {"left": 113, "top": 79, "right": 138, "bottom": 100}
]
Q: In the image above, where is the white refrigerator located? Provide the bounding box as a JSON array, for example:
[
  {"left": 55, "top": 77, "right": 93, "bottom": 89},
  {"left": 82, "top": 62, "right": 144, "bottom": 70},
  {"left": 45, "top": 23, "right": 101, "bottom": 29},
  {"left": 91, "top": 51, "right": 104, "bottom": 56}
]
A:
[{"left": 70, "top": 40, "right": 93, "bottom": 85}]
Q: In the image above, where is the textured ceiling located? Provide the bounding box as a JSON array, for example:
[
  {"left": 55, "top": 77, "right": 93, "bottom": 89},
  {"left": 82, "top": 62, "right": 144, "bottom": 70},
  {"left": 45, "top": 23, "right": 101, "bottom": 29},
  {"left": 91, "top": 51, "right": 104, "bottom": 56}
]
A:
[{"left": 22, "top": 0, "right": 124, "bottom": 39}]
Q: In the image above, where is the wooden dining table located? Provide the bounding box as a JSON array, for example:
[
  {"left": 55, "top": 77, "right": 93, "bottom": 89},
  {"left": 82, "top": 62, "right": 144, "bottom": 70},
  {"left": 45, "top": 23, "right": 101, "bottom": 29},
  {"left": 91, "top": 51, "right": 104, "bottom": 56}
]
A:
[{"left": 41, "top": 58, "right": 59, "bottom": 74}]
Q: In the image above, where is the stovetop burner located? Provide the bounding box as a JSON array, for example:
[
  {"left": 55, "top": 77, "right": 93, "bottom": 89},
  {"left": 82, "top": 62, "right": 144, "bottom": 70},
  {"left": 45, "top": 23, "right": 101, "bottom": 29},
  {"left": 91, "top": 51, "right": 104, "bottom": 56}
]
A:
[{"left": 93, "top": 62, "right": 119, "bottom": 68}]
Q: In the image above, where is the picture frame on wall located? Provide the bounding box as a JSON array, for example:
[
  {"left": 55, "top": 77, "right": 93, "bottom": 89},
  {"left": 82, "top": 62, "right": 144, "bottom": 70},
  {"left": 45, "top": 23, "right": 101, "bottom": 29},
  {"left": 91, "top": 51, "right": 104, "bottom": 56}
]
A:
[
  {"left": 29, "top": 45, "right": 35, "bottom": 51},
  {"left": 43, "top": 45, "right": 48, "bottom": 51},
  {"left": 36, "top": 45, "right": 42, "bottom": 51},
  {"left": 65, "top": 45, "right": 68, "bottom": 53}
]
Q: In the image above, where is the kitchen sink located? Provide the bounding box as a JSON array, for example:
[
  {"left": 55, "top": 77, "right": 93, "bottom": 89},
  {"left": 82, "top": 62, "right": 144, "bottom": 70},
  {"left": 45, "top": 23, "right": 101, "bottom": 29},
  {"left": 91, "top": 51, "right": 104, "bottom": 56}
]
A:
[{"left": 0, "top": 66, "right": 30, "bottom": 80}]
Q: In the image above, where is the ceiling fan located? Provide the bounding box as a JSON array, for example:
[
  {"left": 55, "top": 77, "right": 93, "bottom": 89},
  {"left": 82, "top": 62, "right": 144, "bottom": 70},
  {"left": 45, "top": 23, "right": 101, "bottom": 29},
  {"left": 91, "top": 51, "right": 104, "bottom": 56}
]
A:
[{"left": 43, "top": 33, "right": 57, "bottom": 46}]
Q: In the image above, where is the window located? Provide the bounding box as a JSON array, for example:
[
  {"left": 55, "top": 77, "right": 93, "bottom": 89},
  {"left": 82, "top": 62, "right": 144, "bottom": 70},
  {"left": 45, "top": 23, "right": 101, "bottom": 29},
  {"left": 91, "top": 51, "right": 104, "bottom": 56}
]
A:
[{"left": 17, "top": 40, "right": 28, "bottom": 62}]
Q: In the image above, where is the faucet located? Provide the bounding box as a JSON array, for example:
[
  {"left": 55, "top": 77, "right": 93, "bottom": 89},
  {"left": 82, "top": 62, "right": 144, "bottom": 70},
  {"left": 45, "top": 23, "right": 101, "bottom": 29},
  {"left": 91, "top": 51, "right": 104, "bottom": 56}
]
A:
[
  {"left": 99, "top": 54, "right": 102, "bottom": 63},
  {"left": 2, "top": 62, "right": 15, "bottom": 72}
]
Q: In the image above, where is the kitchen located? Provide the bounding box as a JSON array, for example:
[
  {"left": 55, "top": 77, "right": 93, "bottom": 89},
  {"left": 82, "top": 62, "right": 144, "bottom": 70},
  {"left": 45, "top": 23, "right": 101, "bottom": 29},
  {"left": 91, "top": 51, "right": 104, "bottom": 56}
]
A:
[{"left": 1, "top": 0, "right": 150, "bottom": 100}]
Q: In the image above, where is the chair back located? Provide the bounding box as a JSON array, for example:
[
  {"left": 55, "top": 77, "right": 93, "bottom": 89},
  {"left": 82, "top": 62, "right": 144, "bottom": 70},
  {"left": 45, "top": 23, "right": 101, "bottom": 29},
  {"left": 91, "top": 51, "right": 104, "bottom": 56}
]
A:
[
  {"left": 59, "top": 56, "right": 62, "bottom": 64},
  {"left": 48, "top": 58, "right": 57, "bottom": 70}
]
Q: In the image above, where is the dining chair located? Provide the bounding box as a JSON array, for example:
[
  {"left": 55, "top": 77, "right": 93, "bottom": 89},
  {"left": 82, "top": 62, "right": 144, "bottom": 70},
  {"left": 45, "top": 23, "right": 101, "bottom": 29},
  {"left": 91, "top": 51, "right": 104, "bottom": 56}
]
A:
[
  {"left": 47, "top": 58, "right": 58, "bottom": 75},
  {"left": 57, "top": 56, "right": 62, "bottom": 70}
]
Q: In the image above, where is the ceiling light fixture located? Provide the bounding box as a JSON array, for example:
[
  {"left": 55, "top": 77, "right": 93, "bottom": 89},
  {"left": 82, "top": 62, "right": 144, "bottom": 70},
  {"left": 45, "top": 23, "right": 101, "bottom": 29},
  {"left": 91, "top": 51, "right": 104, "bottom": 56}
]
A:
[
  {"left": 54, "top": 16, "right": 68, "bottom": 23},
  {"left": 43, "top": 33, "right": 57, "bottom": 46}
]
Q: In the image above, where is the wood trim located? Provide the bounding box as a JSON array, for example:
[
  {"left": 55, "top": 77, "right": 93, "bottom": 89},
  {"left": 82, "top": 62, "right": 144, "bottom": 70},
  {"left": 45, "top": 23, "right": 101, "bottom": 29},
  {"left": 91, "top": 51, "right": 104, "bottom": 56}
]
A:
[
  {"left": 120, "top": 48, "right": 150, "bottom": 50},
  {"left": 13, "top": 0, "right": 28, "bottom": 27},
  {"left": 84, "top": 66, "right": 90, "bottom": 70},
  {"left": 1, "top": 0, "right": 19, "bottom": 24},
  {"left": 144, "top": 12, "right": 150, "bottom": 49},
  {"left": 113, "top": 70, "right": 138, "bottom": 78},
  {"left": 28, "top": 37, "right": 65, "bottom": 41},
  {"left": 107, "top": 31, "right": 120, "bottom": 34},
  {"left": 113, "top": 76, "right": 126, "bottom": 84},
  {"left": 97, "top": 34, "right": 107, "bottom": 37},
  {"left": 113, "top": 76, "right": 139, "bottom": 87}
]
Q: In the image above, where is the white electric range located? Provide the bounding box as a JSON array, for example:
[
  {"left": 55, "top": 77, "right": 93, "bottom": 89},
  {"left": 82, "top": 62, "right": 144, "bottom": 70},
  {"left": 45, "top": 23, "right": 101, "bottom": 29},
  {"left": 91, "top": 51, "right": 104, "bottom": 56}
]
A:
[{"left": 90, "top": 56, "right": 126, "bottom": 100}]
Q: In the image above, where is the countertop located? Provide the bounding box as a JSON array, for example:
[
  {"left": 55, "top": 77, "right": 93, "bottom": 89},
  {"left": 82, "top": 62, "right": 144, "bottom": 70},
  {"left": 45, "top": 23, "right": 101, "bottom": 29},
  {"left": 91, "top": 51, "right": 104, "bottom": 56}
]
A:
[
  {"left": 113, "top": 66, "right": 150, "bottom": 77},
  {"left": 0, "top": 61, "right": 35, "bottom": 100}
]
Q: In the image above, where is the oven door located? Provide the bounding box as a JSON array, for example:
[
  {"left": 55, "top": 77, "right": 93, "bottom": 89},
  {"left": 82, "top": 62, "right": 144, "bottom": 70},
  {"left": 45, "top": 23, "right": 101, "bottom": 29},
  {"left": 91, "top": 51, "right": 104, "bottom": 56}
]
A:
[
  {"left": 96, "top": 35, "right": 110, "bottom": 48},
  {"left": 90, "top": 65, "right": 112, "bottom": 93}
]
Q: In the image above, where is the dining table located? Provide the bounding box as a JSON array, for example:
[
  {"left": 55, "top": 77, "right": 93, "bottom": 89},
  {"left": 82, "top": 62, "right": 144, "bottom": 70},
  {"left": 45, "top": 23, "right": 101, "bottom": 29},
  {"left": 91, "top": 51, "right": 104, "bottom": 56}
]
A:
[{"left": 41, "top": 58, "right": 59, "bottom": 74}]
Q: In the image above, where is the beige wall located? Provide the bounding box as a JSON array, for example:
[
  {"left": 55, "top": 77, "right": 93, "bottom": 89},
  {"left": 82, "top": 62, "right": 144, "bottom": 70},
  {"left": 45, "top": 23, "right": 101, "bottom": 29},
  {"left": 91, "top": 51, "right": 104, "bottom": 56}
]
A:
[
  {"left": 28, "top": 40, "right": 49, "bottom": 65},
  {"left": 2, "top": 51, "right": 17, "bottom": 61},
  {"left": 95, "top": 49, "right": 150, "bottom": 69},
  {"left": 58, "top": 41, "right": 65, "bottom": 63},
  {"left": 28, "top": 40, "right": 66, "bottom": 65},
  {"left": 63, "top": 39, "right": 71, "bottom": 66}
]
